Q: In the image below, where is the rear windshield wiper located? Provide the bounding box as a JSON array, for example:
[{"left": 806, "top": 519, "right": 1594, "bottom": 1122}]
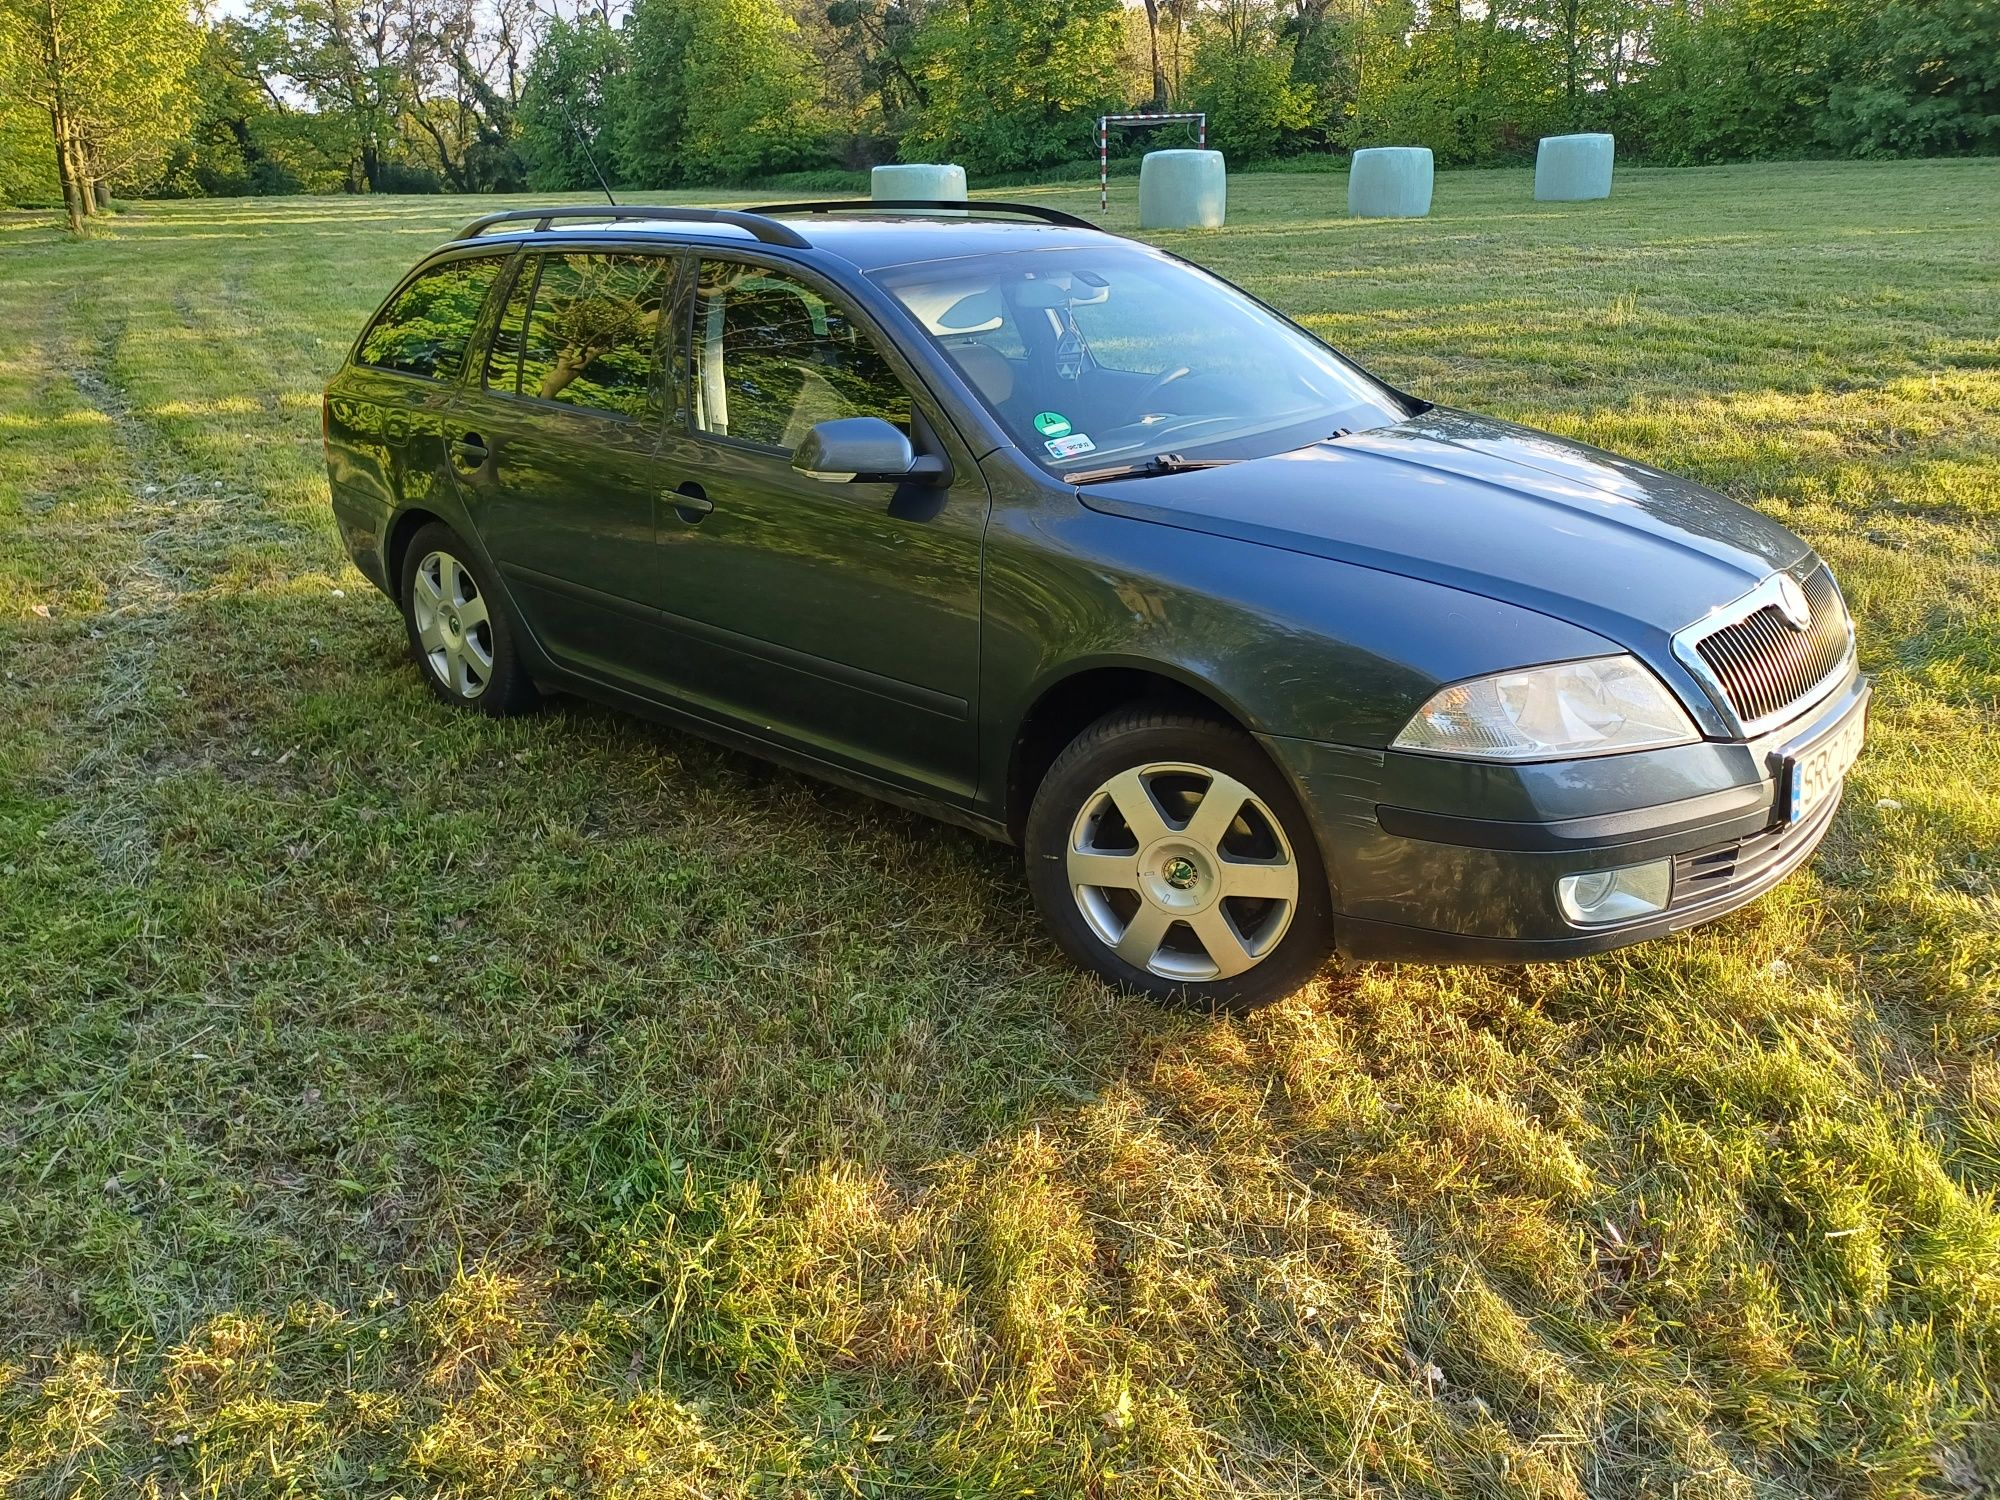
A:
[{"left": 1067, "top": 453, "right": 1240, "bottom": 485}]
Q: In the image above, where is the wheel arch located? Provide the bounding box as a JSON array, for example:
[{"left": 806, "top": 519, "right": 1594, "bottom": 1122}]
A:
[
  {"left": 385, "top": 505, "right": 453, "bottom": 591},
  {"left": 1004, "top": 659, "right": 1262, "bottom": 843}
]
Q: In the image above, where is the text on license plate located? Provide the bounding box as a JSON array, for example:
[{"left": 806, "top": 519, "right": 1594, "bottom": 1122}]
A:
[{"left": 1786, "top": 710, "right": 1865, "bottom": 823}]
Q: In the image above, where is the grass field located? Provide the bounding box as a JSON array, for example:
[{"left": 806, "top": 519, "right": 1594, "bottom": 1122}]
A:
[{"left": 2, "top": 160, "right": 1998, "bottom": 1497}]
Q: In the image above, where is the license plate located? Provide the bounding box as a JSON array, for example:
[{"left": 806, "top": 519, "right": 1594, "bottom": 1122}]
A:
[{"left": 1785, "top": 706, "right": 1866, "bottom": 823}]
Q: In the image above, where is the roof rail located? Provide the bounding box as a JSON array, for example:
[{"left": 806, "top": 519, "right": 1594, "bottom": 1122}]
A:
[
  {"left": 751, "top": 198, "right": 1104, "bottom": 234},
  {"left": 454, "top": 205, "right": 811, "bottom": 250}
]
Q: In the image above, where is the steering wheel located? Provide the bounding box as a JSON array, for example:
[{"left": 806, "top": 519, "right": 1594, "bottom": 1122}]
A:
[{"left": 1129, "top": 365, "right": 1193, "bottom": 421}]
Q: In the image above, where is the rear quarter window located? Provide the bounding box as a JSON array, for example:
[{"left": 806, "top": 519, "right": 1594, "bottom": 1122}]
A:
[{"left": 356, "top": 255, "right": 510, "bottom": 380}]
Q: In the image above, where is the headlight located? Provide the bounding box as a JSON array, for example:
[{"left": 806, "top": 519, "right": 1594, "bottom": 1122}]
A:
[{"left": 1393, "top": 655, "right": 1698, "bottom": 760}]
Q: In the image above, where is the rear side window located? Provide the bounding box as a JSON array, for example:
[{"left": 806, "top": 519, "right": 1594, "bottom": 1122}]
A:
[
  {"left": 485, "top": 251, "right": 674, "bottom": 420},
  {"left": 356, "top": 255, "right": 509, "bottom": 380}
]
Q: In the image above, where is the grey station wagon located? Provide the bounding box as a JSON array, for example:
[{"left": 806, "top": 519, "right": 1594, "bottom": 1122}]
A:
[{"left": 323, "top": 200, "right": 1867, "bottom": 1010}]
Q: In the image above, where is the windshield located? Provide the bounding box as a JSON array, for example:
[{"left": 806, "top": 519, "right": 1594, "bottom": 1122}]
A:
[{"left": 870, "top": 242, "right": 1412, "bottom": 477}]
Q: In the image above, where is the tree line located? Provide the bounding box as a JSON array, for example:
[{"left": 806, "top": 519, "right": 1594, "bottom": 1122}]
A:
[{"left": 2, "top": 0, "right": 1993, "bottom": 223}]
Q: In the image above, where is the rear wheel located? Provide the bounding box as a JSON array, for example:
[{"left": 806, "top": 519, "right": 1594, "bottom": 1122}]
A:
[
  {"left": 1025, "top": 708, "right": 1335, "bottom": 1012},
  {"left": 398, "top": 522, "right": 537, "bottom": 715}
]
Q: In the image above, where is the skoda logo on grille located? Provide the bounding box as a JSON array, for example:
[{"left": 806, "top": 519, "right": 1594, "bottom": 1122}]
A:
[{"left": 1776, "top": 574, "right": 1812, "bottom": 632}]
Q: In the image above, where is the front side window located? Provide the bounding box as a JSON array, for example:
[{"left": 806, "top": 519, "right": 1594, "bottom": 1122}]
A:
[
  {"left": 356, "top": 255, "right": 509, "bottom": 380},
  {"left": 690, "top": 260, "right": 911, "bottom": 449},
  {"left": 870, "top": 242, "right": 1411, "bottom": 475},
  {"left": 486, "top": 251, "right": 674, "bottom": 419}
]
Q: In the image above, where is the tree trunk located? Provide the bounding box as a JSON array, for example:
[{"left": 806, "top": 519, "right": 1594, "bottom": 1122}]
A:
[
  {"left": 71, "top": 135, "right": 97, "bottom": 214},
  {"left": 91, "top": 178, "right": 111, "bottom": 211},
  {"left": 50, "top": 109, "right": 84, "bottom": 234},
  {"left": 43, "top": 2, "right": 85, "bottom": 233},
  {"left": 60, "top": 130, "right": 97, "bottom": 217},
  {"left": 1143, "top": 0, "right": 1167, "bottom": 109}
]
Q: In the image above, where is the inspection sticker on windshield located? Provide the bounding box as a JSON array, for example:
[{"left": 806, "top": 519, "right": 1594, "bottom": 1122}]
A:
[
  {"left": 1032, "top": 411, "right": 1072, "bottom": 438},
  {"left": 1045, "top": 433, "right": 1096, "bottom": 459}
]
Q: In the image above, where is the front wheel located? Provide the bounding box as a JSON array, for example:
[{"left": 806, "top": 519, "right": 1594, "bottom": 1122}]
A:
[{"left": 1025, "top": 708, "right": 1336, "bottom": 1012}]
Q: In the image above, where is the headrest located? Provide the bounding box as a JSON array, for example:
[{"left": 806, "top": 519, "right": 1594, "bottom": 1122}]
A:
[{"left": 951, "top": 342, "right": 1014, "bottom": 406}]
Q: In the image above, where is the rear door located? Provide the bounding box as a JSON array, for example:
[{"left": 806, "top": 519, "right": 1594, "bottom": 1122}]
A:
[
  {"left": 649, "top": 255, "right": 989, "bottom": 799},
  {"left": 327, "top": 250, "right": 514, "bottom": 579},
  {"left": 447, "top": 246, "right": 683, "bottom": 688}
]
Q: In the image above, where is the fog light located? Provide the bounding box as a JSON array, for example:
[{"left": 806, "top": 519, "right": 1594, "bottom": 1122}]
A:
[{"left": 1557, "top": 858, "right": 1672, "bottom": 926}]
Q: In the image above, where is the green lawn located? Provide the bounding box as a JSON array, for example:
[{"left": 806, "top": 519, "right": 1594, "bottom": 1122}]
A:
[{"left": 2, "top": 160, "right": 1997, "bottom": 1498}]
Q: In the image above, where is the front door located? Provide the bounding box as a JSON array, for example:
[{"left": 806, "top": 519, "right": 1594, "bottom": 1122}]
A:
[
  {"left": 449, "top": 247, "right": 681, "bottom": 690},
  {"left": 651, "top": 256, "right": 988, "bottom": 801}
]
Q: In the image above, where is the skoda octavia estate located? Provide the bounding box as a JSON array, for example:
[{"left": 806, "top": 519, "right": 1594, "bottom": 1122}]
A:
[{"left": 323, "top": 200, "right": 1866, "bottom": 1009}]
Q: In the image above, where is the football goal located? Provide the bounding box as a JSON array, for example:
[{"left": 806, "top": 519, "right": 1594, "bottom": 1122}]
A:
[{"left": 1097, "top": 113, "right": 1207, "bottom": 213}]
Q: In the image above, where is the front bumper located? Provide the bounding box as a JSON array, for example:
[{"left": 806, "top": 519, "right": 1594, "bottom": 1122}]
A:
[{"left": 1265, "top": 667, "right": 1868, "bottom": 964}]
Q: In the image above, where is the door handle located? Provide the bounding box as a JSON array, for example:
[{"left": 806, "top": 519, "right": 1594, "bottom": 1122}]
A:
[
  {"left": 451, "top": 432, "right": 489, "bottom": 470},
  {"left": 668, "top": 481, "right": 713, "bottom": 524}
]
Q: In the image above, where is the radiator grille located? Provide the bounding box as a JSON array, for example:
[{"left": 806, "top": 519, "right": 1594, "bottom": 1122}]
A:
[{"left": 1689, "top": 565, "right": 1850, "bottom": 730}]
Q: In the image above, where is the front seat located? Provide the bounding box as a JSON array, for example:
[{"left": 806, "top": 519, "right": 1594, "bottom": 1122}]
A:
[{"left": 948, "top": 342, "right": 1017, "bottom": 421}]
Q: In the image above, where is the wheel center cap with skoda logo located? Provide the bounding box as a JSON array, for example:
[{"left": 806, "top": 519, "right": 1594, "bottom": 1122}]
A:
[
  {"left": 1032, "top": 411, "right": 1072, "bottom": 439},
  {"left": 1162, "top": 856, "right": 1200, "bottom": 890}
]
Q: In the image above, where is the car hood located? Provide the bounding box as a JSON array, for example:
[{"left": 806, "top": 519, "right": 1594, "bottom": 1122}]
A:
[{"left": 1076, "top": 407, "right": 1809, "bottom": 646}]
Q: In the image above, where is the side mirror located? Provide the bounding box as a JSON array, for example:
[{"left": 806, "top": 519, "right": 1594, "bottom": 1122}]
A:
[{"left": 791, "top": 417, "right": 945, "bottom": 485}]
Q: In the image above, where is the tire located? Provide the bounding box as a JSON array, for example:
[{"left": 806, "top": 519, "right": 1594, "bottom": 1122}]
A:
[
  {"left": 1024, "top": 707, "right": 1336, "bottom": 1013},
  {"left": 397, "top": 522, "right": 538, "bottom": 716}
]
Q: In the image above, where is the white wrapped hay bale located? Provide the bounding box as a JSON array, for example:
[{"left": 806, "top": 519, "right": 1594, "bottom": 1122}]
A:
[
  {"left": 1347, "top": 147, "right": 1434, "bottom": 218},
  {"left": 1138, "top": 150, "right": 1227, "bottom": 229},
  {"left": 871, "top": 163, "right": 967, "bottom": 204},
  {"left": 1535, "top": 134, "right": 1615, "bottom": 201}
]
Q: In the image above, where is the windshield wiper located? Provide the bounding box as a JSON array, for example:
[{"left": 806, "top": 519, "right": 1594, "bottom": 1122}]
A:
[{"left": 1067, "top": 453, "right": 1240, "bottom": 485}]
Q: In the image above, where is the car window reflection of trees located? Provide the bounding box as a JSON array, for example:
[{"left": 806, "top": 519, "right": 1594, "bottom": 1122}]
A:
[
  {"left": 358, "top": 258, "right": 510, "bottom": 380},
  {"left": 515, "top": 254, "right": 672, "bottom": 419},
  {"left": 692, "top": 260, "right": 911, "bottom": 448}
]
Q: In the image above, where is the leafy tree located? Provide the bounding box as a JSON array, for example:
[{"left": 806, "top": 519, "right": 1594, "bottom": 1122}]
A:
[
  {"left": 905, "top": 0, "right": 1128, "bottom": 174},
  {"left": 157, "top": 22, "right": 299, "bottom": 196},
  {"left": 824, "top": 0, "right": 928, "bottom": 148},
  {"left": 1282, "top": 0, "right": 1361, "bottom": 149},
  {"left": 248, "top": 0, "right": 404, "bottom": 190},
  {"left": 1138, "top": 0, "right": 1168, "bottom": 108},
  {"left": 518, "top": 13, "right": 623, "bottom": 190},
  {"left": 1346, "top": 0, "right": 1460, "bottom": 155},
  {"left": 0, "top": 0, "right": 200, "bottom": 228},
  {"left": 1824, "top": 0, "right": 2000, "bottom": 157},
  {"left": 608, "top": 0, "right": 695, "bottom": 184},
  {"left": 1346, "top": 0, "right": 1549, "bottom": 161},
  {"left": 0, "top": 89, "right": 60, "bottom": 206},
  {"left": 248, "top": 0, "right": 523, "bottom": 193},
  {"left": 397, "top": 0, "right": 529, "bottom": 191},
  {"left": 1187, "top": 0, "right": 1312, "bottom": 159},
  {"left": 676, "top": 0, "right": 824, "bottom": 181},
  {"left": 16, "top": 0, "right": 2000, "bottom": 206},
  {"left": 1623, "top": 0, "right": 1855, "bottom": 164}
]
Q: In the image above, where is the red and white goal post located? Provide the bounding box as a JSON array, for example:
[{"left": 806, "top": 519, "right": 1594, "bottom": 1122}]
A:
[{"left": 1097, "top": 113, "right": 1208, "bottom": 213}]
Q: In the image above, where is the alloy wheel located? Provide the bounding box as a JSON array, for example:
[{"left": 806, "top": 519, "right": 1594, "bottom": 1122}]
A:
[
  {"left": 1066, "top": 761, "right": 1299, "bottom": 981},
  {"left": 410, "top": 549, "right": 493, "bottom": 699}
]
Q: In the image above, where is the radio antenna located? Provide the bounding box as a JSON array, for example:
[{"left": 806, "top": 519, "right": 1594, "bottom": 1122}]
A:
[
  {"left": 531, "top": 1, "right": 618, "bottom": 206},
  {"left": 576, "top": 117, "right": 617, "bottom": 207}
]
